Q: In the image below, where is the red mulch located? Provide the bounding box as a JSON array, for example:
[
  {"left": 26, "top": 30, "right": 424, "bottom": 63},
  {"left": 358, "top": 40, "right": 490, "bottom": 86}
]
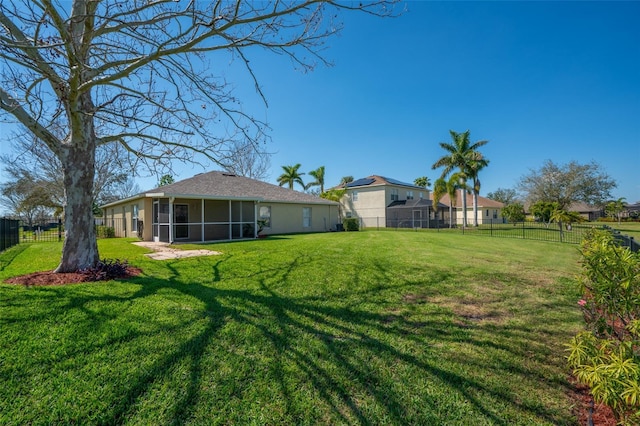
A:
[
  {"left": 568, "top": 376, "right": 617, "bottom": 426},
  {"left": 0, "top": 270, "right": 620, "bottom": 425},
  {"left": 4, "top": 267, "right": 142, "bottom": 286}
]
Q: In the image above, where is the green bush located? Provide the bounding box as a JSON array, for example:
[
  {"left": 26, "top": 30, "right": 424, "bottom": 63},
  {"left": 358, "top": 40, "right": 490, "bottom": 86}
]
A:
[
  {"left": 343, "top": 218, "right": 359, "bottom": 232},
  {"left": 567, "top": 229, "right": 640, "bottom": 425},
  {"left": 96, "top": 225, "right": 115, "bottom": 238}
]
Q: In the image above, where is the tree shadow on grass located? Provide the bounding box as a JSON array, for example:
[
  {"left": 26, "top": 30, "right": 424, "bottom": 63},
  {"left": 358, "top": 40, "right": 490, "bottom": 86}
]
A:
[{"left": 1, "top": 254, "right": 577, "bottom": 425}]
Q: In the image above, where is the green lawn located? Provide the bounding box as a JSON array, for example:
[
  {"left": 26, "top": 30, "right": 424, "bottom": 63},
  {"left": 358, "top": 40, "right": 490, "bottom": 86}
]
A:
[
  {"left": 0, "top": 233, "right": 584, "bottom": 425},
  {"left": 607, "top": 220, "right": 640, "bottom": 240}
]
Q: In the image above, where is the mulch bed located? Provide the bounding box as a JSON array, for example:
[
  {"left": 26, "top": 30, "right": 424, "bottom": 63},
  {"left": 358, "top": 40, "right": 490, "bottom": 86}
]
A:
[
  {"left": 4, "top": 267, "right": 142, "bottom": 286},
  {"left": 568, "top": 376, "right": 617, "bottom": 425},
  {"left": 2, "top": 269, "right": 619, "bottom": 425}
]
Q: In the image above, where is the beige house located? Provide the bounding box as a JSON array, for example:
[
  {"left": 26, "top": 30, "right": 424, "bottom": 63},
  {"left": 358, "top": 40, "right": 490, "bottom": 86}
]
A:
[
  {"left": 337, "top": 175, "right": 447, "bottom": 228},
  {"left": 434, "top": 193, "right": 505, "bottom": 225},
  {"left": 101, "top": 171, "right": 340, "bottom": 243}
]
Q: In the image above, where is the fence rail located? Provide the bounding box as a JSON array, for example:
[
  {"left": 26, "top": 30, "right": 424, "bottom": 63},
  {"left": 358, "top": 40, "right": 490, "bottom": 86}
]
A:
[{"left": 355, "top": 216, "right": 639, "bottom": 251}]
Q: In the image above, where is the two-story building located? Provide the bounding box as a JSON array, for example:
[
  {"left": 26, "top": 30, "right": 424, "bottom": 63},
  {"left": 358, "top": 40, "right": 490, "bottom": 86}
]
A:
[{"left": 338, "top": 176, "right": 447, "bottom": 229}]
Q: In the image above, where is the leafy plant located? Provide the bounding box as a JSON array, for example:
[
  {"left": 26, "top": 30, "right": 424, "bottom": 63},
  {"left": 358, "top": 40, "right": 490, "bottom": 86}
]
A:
[
  {"left": 342, "top": 217, "right": 359, "bottom": 231},
  {"left": 567, "top": 229, "right": 640, "bottom": 424},
  {"left": 81, "top": 258, "right": 130, "bottom": 282},
  {"left": 96, "top": 225, "right": 115, "bottom": 238},
  {"left": 502, "top": 203, "right": 526, "bottom": 223}
]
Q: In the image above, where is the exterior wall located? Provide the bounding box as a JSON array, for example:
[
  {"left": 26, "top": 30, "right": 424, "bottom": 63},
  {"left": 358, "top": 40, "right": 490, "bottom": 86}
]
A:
[
  {"left": 260, "top": 203, "right": 339, "bottom": 235},
  {"left": 103, "top": 198, "right": 147, "bottom": 238},
  {"left": 456, "top": 207, "right": 504, "bottom": 225}
]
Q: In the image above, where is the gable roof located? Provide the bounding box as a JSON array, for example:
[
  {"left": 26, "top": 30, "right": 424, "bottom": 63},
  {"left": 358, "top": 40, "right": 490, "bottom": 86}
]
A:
[
  {"left": 431, "top": 193, "right": 505, "bottom": 208},
  {"left": 102, "top": 171, "right": 338, "bottom": 208},
  {"left": 339, "top": 175, "right": 425, "bottom": 190}
]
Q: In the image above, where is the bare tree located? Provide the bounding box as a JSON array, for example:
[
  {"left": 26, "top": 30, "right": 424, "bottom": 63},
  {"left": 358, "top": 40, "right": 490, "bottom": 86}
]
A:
[
  {"left": 222, "top": 139, "right": 271, "bottom": 180},
  {"left": 0, "top": 0, "right": 397, "bottom": 272},
  {"left": 1, "top": 129, "right": 133, "bottom": 213}
]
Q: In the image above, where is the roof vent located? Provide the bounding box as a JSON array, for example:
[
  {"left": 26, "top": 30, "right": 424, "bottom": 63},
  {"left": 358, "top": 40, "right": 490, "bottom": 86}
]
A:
[{"left": 222, "top": 173, "right": 237, "bottom": 177}]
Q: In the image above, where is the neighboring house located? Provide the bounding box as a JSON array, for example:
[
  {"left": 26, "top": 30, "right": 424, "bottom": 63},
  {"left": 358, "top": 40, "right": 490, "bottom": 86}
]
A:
[
  {"left": 567, "top": 202, "right": 605, "bottom": 221},
  {"left": 336, "top": 175, "right": 446, "bottom": 228},
  {"left": 101, "top": 171, "right": 340, "bottom": 243},
  {"left": 625, "top": 202, "right": 640, "bottom": 219},
  {"left": 433, "top": 193, "right": 505, "bottom": 225}
]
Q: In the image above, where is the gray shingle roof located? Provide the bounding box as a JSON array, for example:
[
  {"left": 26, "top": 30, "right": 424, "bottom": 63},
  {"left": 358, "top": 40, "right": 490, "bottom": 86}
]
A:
[{"left": 140, "top": 171, "right": 337, "bottom": 205}]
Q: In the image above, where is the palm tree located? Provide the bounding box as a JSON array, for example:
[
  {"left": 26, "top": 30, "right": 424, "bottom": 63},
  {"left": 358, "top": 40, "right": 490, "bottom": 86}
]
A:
[
  {"left": 306, "top": 166, "right": 326, "bottom": 193},
  {"left": 606, "top": 197, "right": 627, "bottom": 224},
  {"left": 433, "top": 174, "right": 463, "bottom": 228},
  {"left": 340, "top": 176, "right": 354, "bottom": 187},
  {"left": 414, "top": 176, "right": 431, "bottom": 189},
  {"left": 466, "top": 153, "right": 489, "bottom": 226},
  {"left": 277, "top": 164, "right": 305, "bottom": 190},
  {"left": 431, "top": 130, "right": 488, "bottom": 227}
]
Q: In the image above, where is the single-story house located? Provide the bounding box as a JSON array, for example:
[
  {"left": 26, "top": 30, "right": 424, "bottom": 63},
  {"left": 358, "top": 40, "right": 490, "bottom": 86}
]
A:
[
  {"left": 101, "top": 171, "right": 340, "bottom": 243},
  {"left": 336, "top": 175, "right": 447, "bottom": 228},
  {"left": 432, "top": 193, "right": 505, "bottom": 225}
]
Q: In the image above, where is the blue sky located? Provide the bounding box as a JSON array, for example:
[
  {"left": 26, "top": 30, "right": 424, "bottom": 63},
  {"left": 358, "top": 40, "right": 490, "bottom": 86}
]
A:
[
  {"left": 215, "top": 0, "right": 639, "bottom": 202},
  {"left": 2, "top": 1, "right": 639, "bottom": 204}
]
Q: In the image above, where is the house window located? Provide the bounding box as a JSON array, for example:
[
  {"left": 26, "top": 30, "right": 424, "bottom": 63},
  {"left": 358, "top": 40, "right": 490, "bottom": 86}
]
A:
[
  {"left": 352, "top": 191, "right": 359, "bottom": 202},
  {"left": 390, "top": 188, "right": 399, "bottom": 201},
  {"left": 407, "top": 191, "right": 414, "bottom": 200},
  {"left": 174, "top": 204, "right": 189, "bottom": 239},
  {"left": 303, "top": 207, "right": 311, "bottom": 228},
  {"left": 259, "top": 206, "right": 271, "bottom": 228},
  {"left": 419, "top": 192, "right": 423, "bottom": 199},
  {"left": 493, "top": 209, "right": 498, "bottom": 219},
  {"left": 132, "top": 204, "right": 138, "bottom": 233},
  {"left": 486, "top": 209, "right": 489, "bottom": 217}
]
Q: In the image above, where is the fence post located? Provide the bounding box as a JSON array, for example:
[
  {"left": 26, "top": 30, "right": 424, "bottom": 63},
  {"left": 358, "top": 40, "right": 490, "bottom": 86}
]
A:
[
  {"left": 490, "top": 219, "right": 493, "bottom": 237},
  {"left": 58, "top": 217, "right": 62, "bottom": 242},
  {"left": 522, "top": 220, "right": 525, "bottom": 239}
]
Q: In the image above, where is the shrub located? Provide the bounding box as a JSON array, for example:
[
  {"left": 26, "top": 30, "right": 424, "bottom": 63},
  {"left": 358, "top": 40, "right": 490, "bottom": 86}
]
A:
[
  {"left": 96, "top": 225, "right": 115, "bottom": 238},
  {"left": 343, "top": 218, "right": 359, "bottom": 232},
  {"left": 81, "top": 258, "right": 130, "bottom": 282},
  {"left": 567, "top": 229, "right": 640, "bottom": 424}
]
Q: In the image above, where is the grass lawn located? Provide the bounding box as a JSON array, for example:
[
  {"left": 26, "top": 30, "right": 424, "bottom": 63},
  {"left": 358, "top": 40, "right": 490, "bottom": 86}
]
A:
[
  {"left": 0, "top": 232, "right": 584, "bottom": 425},
  {"left": 607, "top": 220, "right": 640, "bottom": 240}
]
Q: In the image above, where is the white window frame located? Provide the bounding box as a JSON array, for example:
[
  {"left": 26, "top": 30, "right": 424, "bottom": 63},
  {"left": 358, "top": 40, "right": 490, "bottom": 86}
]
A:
[
  {"left": 390, "top": 188, "right": 399, "bottom": 201},
  {"left": 302, "top": 207, "right": 312, "bottom": 228},
  {"left": 352, "top": 191, "right": 359, "bottom": 202},
  {"left": 259, "top": 206, "right": 272, "bottom": 229},
  {"left": 407, "top": 190, "right": 414, "bottom": 200}
]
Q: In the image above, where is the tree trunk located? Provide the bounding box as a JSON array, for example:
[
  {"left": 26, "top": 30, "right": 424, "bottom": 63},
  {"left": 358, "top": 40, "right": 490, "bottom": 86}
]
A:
[
  {"left": 461, "top": 188, "right": 467, "bottom": 227},
  {"left": 54, "top": 90, "right": 100, "bottom": 272},
  {"left": 55, "top": 143, "right": 99, "bottom": 272},
  {"left": 473, "top": 192, "right": 478, "bottom": 226}
]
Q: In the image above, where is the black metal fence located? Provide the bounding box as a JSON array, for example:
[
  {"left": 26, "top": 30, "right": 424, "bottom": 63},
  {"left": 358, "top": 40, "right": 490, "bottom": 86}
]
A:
[
  {"left": 604, "top": 225, "right": 639, "bottom": 253},
  {"left": 455, "top": 220, "right": 594, "bottom": 245},
  {"left": 355, "top": 216, "right": 639, "bottom": 251},
  {"left": 1, "top": 218, "right": 20, "bottom": 252},
  {"left": 1, "top": 217, "right": 131, "bottom": 245}
]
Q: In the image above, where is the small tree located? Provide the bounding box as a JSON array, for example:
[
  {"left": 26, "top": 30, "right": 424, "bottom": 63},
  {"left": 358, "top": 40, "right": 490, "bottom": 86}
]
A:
[
  {"left": 158, "top": 174, "right": 175, "bottom": 187},
  {"left": 606, "top": 197, "right": 627, "bottom": 225},
  {"left": 501, "top": 203, "right": 525, "bottom": 224},
  {"left": 530, "top": 201, "right": 558, "bottom": 227}
]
